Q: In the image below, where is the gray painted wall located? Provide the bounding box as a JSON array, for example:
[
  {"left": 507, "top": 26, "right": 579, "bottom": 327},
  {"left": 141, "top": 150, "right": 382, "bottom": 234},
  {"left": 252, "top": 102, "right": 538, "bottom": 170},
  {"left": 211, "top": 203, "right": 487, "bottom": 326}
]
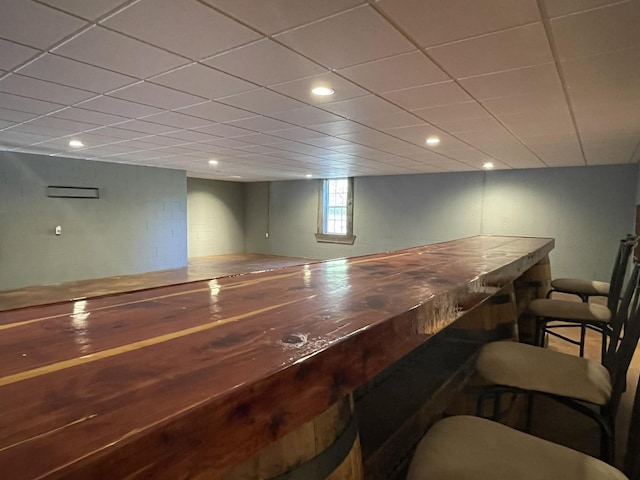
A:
[
  {"left": 244, "top": 165, "right": 637, "bottom": 281},
  {"left": 0, "top": 152, "right": 187, "bottom": 291},
  {"left": 187, "top": 177, "right": 244, "bottom": 257}
]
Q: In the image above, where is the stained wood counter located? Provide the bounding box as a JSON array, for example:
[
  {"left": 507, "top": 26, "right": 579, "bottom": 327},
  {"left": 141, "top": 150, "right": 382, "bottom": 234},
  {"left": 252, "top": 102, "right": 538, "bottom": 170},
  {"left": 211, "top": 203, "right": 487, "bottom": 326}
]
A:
[{"left": 0, "top": 235, "right": 553, "bottom": 479}]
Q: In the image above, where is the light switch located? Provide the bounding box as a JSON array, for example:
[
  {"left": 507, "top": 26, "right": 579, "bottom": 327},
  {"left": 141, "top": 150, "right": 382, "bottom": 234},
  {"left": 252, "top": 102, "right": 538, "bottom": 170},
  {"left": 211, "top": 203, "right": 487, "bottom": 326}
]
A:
[{"left": 55, "top": 226, "right": 61, "bottom": 235}]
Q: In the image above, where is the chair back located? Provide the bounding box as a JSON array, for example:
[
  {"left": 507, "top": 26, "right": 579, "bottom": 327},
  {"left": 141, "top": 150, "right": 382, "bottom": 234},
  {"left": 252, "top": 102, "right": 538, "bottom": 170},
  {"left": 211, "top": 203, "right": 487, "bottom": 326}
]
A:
[
  {"left": 605, "top": 259, "right": 640, "bottom": 416},
  {"left": 606, "top": 237, "right": 637, "bottom": 313}
]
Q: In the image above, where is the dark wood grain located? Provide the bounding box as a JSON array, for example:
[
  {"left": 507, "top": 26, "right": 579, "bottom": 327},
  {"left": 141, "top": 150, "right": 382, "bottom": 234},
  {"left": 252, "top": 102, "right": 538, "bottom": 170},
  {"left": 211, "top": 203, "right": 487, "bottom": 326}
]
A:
[
  {"left": 0, "top": 235, "right": 554, "bottom": 479},
  {"left": 0, "top": 253, "right": 313, "bottom": 311}
]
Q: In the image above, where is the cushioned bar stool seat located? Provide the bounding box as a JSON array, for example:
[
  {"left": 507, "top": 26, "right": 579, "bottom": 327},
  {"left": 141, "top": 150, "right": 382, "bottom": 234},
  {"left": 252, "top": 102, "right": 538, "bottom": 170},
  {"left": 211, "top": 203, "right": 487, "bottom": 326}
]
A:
[
  {"left": 548, "top": 235, "right": 637, "bottom": 302},
  {"left": 476, "top": 340, "right": 611, "bottom": 406},
  {"left": 551, "top": 278, "right": 609, "bottom": 297},
  {"left": 474, "top": 261, "right": 640, "bottom": 463},
  {"left": 529, "top": 298, "right": 610, "bottom": 323},
  {"left": 534, "top": 237, "right": 637, "bottom": 360},
  {"left": 407, "top": 415, "right": 627, "bottom": 480}
]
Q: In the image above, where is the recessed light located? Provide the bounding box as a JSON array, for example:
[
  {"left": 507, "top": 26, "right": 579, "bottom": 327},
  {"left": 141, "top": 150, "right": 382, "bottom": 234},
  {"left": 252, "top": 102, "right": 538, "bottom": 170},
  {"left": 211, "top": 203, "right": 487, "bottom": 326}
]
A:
[
  {"left": 305, "top": 174, "right": 313, "bottom": 178},
  {"left": 483, "top": 162, "right": 494, "bottom": 170},
  {"left": 311, "top": 86, "right": 335, "bottom": 96},
  {"left": 68, "top": 139, "right": 84, "bottom": 148},
  {"left": 208, "top": 159, "right": 218, "bottom": 165},
  {"left": 426, "top": 136, "right": 440, "bottom": 146}
]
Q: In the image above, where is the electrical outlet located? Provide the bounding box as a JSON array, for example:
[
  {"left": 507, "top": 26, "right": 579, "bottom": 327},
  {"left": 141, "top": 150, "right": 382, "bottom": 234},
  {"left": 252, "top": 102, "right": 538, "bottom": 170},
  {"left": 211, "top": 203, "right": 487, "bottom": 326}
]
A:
[
  {"left": 55, "top": 226, "right": 62, "bottom": 236},
  {"left": 265, "top": 232, "right": 269, "bottom": 238}
]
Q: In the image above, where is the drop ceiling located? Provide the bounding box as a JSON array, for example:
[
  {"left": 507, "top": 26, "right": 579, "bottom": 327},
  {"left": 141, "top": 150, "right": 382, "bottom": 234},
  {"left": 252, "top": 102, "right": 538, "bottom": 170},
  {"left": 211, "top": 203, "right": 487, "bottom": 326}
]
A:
[{"left": 0, "top": 0, "right": 639, "bottom": 182}]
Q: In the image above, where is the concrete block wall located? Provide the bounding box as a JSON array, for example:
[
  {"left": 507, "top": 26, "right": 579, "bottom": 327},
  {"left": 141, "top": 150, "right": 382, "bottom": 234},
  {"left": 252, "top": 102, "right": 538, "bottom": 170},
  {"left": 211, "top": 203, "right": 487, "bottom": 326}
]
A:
[
  {"left": 0, "top": 152, "right": 187, "bottom": 291},
  {"left": 187, "top": 177, "right": 245, "bottom": 257}
]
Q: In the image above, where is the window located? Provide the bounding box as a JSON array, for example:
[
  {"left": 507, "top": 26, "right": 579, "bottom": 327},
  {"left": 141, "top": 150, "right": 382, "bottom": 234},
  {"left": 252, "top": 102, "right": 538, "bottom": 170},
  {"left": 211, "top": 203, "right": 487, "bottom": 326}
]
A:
[{"left": 316, "top": 178, "right": 356, "bottom": 245}]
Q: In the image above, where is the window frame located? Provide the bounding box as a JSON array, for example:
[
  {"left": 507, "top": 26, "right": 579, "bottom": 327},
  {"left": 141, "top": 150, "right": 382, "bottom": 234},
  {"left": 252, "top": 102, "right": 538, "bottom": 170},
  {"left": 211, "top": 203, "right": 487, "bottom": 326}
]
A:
[{"left": 315, "top": 177, "right": 356, "bottom": 245}]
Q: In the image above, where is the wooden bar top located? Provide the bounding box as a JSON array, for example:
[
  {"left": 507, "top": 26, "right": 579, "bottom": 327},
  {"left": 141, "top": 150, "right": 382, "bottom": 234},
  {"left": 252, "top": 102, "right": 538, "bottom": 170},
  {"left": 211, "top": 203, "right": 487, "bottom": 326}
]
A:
[{"left": 0, "top": 235, "right": 554, "bottom": 479}]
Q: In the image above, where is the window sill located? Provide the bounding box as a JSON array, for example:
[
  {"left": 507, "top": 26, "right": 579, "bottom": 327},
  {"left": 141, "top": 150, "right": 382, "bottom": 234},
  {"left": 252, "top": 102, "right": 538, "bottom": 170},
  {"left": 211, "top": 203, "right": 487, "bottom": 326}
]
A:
[{"left": 315, "top": 233, "right": 356, "bottom": 245}]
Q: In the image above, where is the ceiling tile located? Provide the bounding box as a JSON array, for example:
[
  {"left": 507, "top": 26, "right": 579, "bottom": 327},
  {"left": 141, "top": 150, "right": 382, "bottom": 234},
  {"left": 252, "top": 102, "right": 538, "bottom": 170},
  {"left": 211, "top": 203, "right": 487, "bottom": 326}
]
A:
[
  {"left": 551, "top": 1, "right": 640, "bottom": 60},
  {"left": 194, "top": 123, "right": 255, "bottom": 138},
  {"left": 0, "top": 39, "right": 39, "bottom": 71},
  {"left": 108, "top": 82, "right": 205, "bottom": 110},
  {"left": 574, "top": 101, "right": 640, "bottom": 134},
  {"left": 270, "top": 107, "right": 344, "bottom": 126},
  {"left": 0, "top": 92, "right": 64, "bottom": 115},
  {"left": 205, "top": 39, "right": 326, "bottom": 86},
  {"left": 562, "top": 48, "right": 640, "bottom": 104},
  {"left": 0, "top": 0, "right": 87, "bottom": 49},
  {"left": 383, "top": 81, "right": 472, "bottom": 110},
  {"left": 269, "top": 127, "right": 325, "bottom": 142},
  {"left": 337, "top": 51, "right": 449, "bottom": 93},
  {"left": 163, "top": 130, "right": 221, "bottom": 143},
  {"left": 270, "top": 72, "right": 368, "bottom": 105},
  {"left": 426, "top": 23, "right": 552, "bottom": 78},
  {"left": 112, "top": 120, "right": 177, "bottom": 135},
  {"left": 544, "top": 0, "right": 621, "bottom": 17},
  {"left": 39, "top": 0, "right": 129, "bottom": 20},
  {"left": 275, "top": 5, "right": 414, "bottom": 69},
  {"left": 520, "top": 132, "right": 585, "bottom": 166},
  {"left": 136, "top": 135, "right": 191, "bottom": 147},
  {"left": 0, "top": 108, "right": 38, "bottom": 123},
  {"left": 459, "top": 63, "right": 562, "bottom": 99},
  {"left": 0, "top": 130, "right": 56, "bottom": 147},
  {"left": 231, "top": 136, "right": 283, "bottom": 148},
  {"left": 359, "top": 111, "right": 424, "bottom": 130},
  {"left": 302, "top": 136, "right": 355, "bottom": 148},
  {"left": 53, "top": 26, "right": 188, "bottom": 79},
  {"left": 217, "top": 88, "right": 307, "bottom": 115},
  {"left": 413, "top": 101, "right": 491, "bottom": 123},
  {"left": 76, "top": 96, "right": 163, "bottom": 118},
  {"left": 9, "top": 121, "right": 78, "bottom": 138},
  {"left": 432, "top": 116, "right": 504, "bottom": 134},
  {"left": 85, "top": 126, "right": 149, "bottom": 140},
  {"left": 202, "top": 0, "right": 363, "bottom": 35},
  {"left": 225, "top": 116, "right": 293, "bottom": 133},
  {"left": 174, "top": 101, "right": 255, "bottom": 123},
  {"left": 498, "top": 108, "right": 575, "bottom": 137},
  {"left": 0, "top": 74, "right": 95, "bottom": 104},
  {"left": 50, "top": 107, "right": 130, "bottom": 126},
  {"left": 102, "top": 0, "right": 260, "bottom": 60},
  {"left": 481, "top": 90, "right": 567, "bottom": 115},
  {"left": 140, "top": 112, "right": 212, "bottom": 130},
  {"left": 150, "top": 63, "right": 256, "bottom": 100},
  {"left": 17, "top": 54, "right": 137, "bottom": 93},
  {"left": 321, "top": 95, "right": 402, "bottom": 120},
  {"left": 0, "top": 119, "right": 16, "bottom": 130},
  {"left": 310, "top": 120, "right": 371, "bottom": 136},
  {"left": 376, "top": 0, "right": 539, "bottom": 47},
  {"left": 582, "top": 133, "right": 639, "bottom": 164}
]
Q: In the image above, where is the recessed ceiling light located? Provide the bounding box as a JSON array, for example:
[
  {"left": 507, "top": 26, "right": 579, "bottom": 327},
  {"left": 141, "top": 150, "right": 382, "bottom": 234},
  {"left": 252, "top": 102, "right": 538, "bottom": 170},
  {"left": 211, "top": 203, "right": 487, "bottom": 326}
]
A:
[
  {"left": 311, "top": 86, "right": 334, "bottom": 96},
  {"left": 208, "top": 159, "right": 218, "bottom": 165},
  {"left": 426, "top": 136, "right": 440, "bottom": 146},
  {"left": 483, "top": 162, "right": 494, "bottom": 170},
  {"left": 305, "top": 174, "right": 313, "bottom": 178},
  {"left": 68, "top": 139, "right": 84, "bottom": 148}
]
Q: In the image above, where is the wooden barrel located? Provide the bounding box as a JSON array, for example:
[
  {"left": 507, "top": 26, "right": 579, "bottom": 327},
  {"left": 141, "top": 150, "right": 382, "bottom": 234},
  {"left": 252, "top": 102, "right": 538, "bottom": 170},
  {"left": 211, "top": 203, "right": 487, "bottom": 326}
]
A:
[
  {"left": 449, "top": 282, "right": 518, "bottom": 342},
  {"left": 223, "top": 395, "right": 362, "bottom": 480}
]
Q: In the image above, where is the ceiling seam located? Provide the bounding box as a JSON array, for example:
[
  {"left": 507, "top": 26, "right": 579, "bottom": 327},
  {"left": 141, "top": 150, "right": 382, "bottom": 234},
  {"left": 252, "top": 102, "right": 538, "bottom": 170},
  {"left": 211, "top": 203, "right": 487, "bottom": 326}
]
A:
[
  {"left": 368, "top": 0, "right": 552, "bottom": 169},
  {"left": 535, "top": 0, "right": 588, "bottom": 166}
]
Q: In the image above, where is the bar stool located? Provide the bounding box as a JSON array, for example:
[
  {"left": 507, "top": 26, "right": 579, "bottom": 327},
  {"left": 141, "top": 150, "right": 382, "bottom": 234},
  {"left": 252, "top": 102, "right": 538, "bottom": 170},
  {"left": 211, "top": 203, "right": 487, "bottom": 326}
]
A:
[
  {"left": 406, "top": 414, "right": 629, "bottom": 479},
  {"left": 530, "top": 237, "right": 637, "bottom": 361},
  {"left": 474, "top": 261, "right": 640, "bottom": 463},
  {"left": 549, "top": 235, "right": 637, "bottom": 302}
]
